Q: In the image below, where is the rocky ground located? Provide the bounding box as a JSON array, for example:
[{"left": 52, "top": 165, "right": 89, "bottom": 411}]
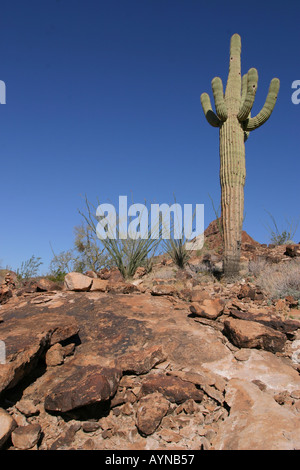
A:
[{"left": 1, "top": 222, "right": 300, "bottom": 450}]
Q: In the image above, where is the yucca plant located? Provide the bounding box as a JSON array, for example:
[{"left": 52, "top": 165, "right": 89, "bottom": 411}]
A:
[
  {"left": 163, "top": 237, "right": 190, "bottom": 269},
  {"left": 79, "top": 196, "right": 161, "bottom": 279},
  {"left": 264, "top": 210, "right": 299, "bottom": 246},
  {"left": 161, "top": 200, "right": 196, "bottom": 269}
]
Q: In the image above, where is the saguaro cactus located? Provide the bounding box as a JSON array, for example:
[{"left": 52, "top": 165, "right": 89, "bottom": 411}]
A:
[{"left": 201, "top": 33, "right": 279, "bottom": 277}]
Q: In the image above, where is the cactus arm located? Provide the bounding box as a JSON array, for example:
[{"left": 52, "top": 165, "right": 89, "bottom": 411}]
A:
[
  {"left": 225, "top": 33, "right": 242, "bottom": 112},
  {"left": 237, "top": 68, "right": 258, "bottom": 121},
  {"left": 243, "top": 78, "right": 280, "bottom": 131},
  {"left": 200, "top": 92, "right": 221, "bottom": 127},
  {"left": 211, "top": 77, "right": 228, "bottom": 121}
]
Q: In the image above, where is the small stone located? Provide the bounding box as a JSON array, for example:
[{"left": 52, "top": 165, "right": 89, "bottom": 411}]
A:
[
  {"left": 11, "top": 423, "right": 41, "bottom": 450},
  {"left": 82, "top": 421, "right": 100, "bottom": 433},
  {"left": 151, "top": 285, "right": 176, "bottom": 296},
  {"left": 45, "top": 343, "right": 65, "bottom": 367},
  {"left": 158, "top": 428, "right": 182, "bottom": 443},
  {"left": 121, "top": 403, "right": 134, "bottom": 416},
  {"left": 0, "top": 408, "right": 17, "bottom": 449},
  {"left": 290, "top": 389, "right": 300, "bottom": 400},
  {"left": 234, "top": 349, "right": 252, "bottom": 361},
  {"left": 15, "top": 399, "right": 40, "bottom": 417}
]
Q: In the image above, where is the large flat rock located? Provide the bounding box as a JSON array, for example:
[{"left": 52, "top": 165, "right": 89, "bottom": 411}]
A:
[
  {"left": 213, "top": 379, "right": 300, "bottom": 450},
  {"left": 0, "top": 313, "right": 79, "bottom": 393}
]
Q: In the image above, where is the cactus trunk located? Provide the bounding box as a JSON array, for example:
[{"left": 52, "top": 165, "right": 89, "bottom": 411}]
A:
[
  {"left": 219, "top": 116, "right": 245, "bottom": 276},
  {"left": 200, "top": 34, "right": 279, "bottom": 278}
]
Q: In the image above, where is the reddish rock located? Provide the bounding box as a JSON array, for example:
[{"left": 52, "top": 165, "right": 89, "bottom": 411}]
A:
[
  {"left": 0, "top": 285, "right": 12, "bottom": 305},
  {"left": 44, "top": 366, "right": 122, "bottom": 412},
  {"left": 133, "top": 267, "right": 147, "bottom": 279},
  {"left": 229, "top": 309, "right": 300, "bottom": 337},
  {"left": 49, "top": 423, "right": 80, "bottom": 450},
  {"left": 202, "top": 219, "right": 259, "bottom": 253},
  {"left": 11, "top": 423, "right": 41, "bottom": 450},
  {"left": 116, "top": 345, "right": 167, "bottom": 375},
  {"left": 136, "top": 392, "right": 170, "bottom": 435},
  {"left": 107, "top": 282, "right": 138, "bottom": 294},
  {"left": 284, "top": 244, "right": 300, "bottom": 258},
  {"left": 151, "top": 285, "right": 176, "bottom": 296},
  {"left": 140, "top": 373, "right": 204, "bottom": 404},
  {"left": 15, "top": 399, "right": 40, "bottom": 417},
  {"left": 45, "top": 343, "right": 65, "bottom": 367},
  {"left": 0, "top": 408, "right": 17, "bottom": 449},
  {"left": 237, "top": 284, "right": 256, "bottom": 301},
  {"left": 213, "top": 379, "right": 300, "bottom": 450},
  {"left": 98, "top": 268, "right": 124, "bottom": 282},
  {"left": 90, "top": 278, "right": 109, "bottom": 292},
  {"left": 64, "top": 272, "right": 92, "bottom": 291},
  {"left": 223, "top": 317, "right": 286, "bottom": 353},
  {"left": 35, "top": 278, "right": 61, "bottom": 292},
  {"left": 85, "top": 271, "right": 97, "bottom": 278},
  {"left": 180, "top": 289, "right": 210, "bottom": 302},
  {"left": 189, "top": 298, "right": 224, "bottom": 320},
  {"left": 0, "top": 313, "right": 79, "bottom": 393}
]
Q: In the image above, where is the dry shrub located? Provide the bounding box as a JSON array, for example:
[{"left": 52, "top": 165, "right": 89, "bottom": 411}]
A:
[
  {"left": 254, "top": 259, "right": 300, "bottom": 300},
  {"left": 248, "top": 257, "right": 269, "bottom": 277}
]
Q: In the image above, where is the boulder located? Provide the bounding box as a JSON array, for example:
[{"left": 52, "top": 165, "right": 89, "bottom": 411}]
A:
[
  {"left": 35, "top": 278, "right": 61, "bottom": 292},
  {"left": 229, "top": 309, "right": 300, "bottom": 338},
  {"left": 90, "top": 278, "right": 109, "bottom": 292},
  {"left": 44, "top": 366, "right": 122, "bottom": 412},
  {"left": 140, "top": 373, "right": 204, "bottom": 404},
  {"left": 64, "top": 272, "right": 92, "bottom": 291},
  {"left": 136, "top": 392, "right": 170, "bottom": 435},
  {"left": 189, "top": 298, "right": 224, "bottom": 320},
  {"left": 223, "top": 317, "right": 286, "bottom": 353}
]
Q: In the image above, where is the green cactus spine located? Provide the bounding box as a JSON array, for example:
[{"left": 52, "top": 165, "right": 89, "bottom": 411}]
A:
[{"left": 201, "top": 34, "right": 279, "bottom": 277}]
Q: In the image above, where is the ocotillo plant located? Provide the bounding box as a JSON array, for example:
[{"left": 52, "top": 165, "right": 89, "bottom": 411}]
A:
[{"left": 200, "top": 33, "right": 279, "bottom": 278}]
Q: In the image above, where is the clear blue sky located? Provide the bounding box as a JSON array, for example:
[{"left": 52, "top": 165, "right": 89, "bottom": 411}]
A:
[{"left": 0, "top": 0, "right": 299, "bottom": 273}]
